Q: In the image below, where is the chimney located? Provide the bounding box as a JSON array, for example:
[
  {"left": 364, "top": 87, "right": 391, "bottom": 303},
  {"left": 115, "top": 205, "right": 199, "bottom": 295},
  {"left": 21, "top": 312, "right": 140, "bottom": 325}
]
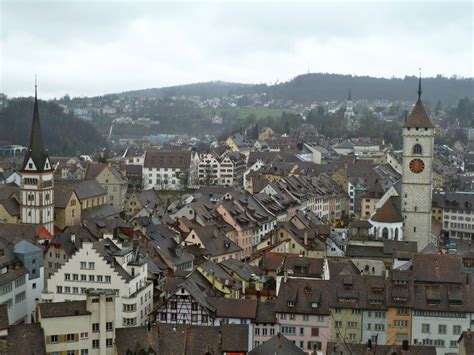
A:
[
  {"left": 71, "top": 234, "right": 76, "bottom": 244},
  {"left": 283, "top": 270, "right": 288, "bottom": 283}
]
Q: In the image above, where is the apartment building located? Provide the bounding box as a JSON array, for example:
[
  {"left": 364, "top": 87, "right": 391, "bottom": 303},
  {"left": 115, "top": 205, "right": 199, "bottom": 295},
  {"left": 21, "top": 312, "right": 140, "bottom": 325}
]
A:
[
  {"left": 38, "top": 290, "right": 116, "bottom": 355},
  {"left": 42, "top": 238, "right": 153, "bottom": 328},
  {"left": 433, "top": 191, "right": 474, "bottom": 240}
]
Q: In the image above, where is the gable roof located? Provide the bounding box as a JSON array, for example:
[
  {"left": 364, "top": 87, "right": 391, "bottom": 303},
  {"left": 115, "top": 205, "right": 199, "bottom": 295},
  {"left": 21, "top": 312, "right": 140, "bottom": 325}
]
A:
[
  {"left": 249, "top": 333, "right": 305, "bottom": 355},
  {"left": 370, "top": 196, "right": 402, "bottom": 223}
]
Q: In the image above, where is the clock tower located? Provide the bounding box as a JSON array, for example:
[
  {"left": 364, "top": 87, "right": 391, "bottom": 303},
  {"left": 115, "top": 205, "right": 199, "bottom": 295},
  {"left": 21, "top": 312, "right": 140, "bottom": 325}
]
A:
[
  {"left": 20, "top": 83, "right": 55, "bottom": 235},
  {"left": 401, "top": 76, "right": 434, "bottom": 251}
]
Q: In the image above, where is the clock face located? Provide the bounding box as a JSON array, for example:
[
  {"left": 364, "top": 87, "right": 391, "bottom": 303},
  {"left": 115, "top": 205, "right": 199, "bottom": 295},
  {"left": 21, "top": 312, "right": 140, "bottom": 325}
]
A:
[{"left": 409, "top": 159, "right": 425, "bottom": 174}]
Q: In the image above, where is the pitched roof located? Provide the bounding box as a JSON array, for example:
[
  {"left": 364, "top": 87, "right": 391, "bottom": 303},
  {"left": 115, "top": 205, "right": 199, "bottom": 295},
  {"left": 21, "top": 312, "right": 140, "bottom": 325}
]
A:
[
  {"left": 115, "top": 324, "right": 250, "bottom": 354},
  {"left": 370, "top": 196, "right": 402, "bottom": 223},
  {"left": 249, "top": 333, "right": 305, "bottom": 355},
  {"left": 404, "top": 99, "right": 434, "bottom": 129},
  {"left": 208, "top": 297, "right": 257, "bottom": 319},
  {"left": 39, "top": 301, "right": 90, "bottom": 318},
  {"left": 412, "top": 254, "right": 465, "bottom": 284},
  {"left": 21, "top": 90, "right": 51, "bottom": 173},
  {"left": 0, "top": 323, "right": 46, "bottom": 355},
  {"left": 144, "top": 150, "right": 191, "bottom": 169},
  {"left": 254, "top": 300, "right": 277, "bottom": 324}
]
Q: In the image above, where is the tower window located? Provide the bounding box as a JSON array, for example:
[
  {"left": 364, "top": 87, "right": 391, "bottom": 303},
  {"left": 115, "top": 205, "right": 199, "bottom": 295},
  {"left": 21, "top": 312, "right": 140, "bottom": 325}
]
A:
[
  {"left": 413, "top": 227, "right": 417, "bottom": 233},
  {"left": 413, "top": 144, "right": 422, "bottom": 155}
]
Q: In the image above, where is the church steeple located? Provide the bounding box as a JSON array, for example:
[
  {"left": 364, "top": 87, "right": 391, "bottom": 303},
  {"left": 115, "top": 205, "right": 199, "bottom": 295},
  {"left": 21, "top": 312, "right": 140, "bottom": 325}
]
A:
[
  {"left": 417, "top": 72, "right": 422, "bottom": 101},
  {"left": 21, "top": 81, "right": 51, "bottom": 172},
  {"left": 403, "top": 74, "right": 434, "bottom": 129},
  {"left": 348, "top": 88, "right": 352, "bottom": 101}
]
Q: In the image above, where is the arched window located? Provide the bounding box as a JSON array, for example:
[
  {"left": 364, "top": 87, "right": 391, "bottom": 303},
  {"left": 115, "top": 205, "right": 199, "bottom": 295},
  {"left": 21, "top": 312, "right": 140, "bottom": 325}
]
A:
[
  {"left": 382, "top": 227, "right": 389, "bottom": 239},
  {"left": 413, "top": 144, "right": 422, "bottom": 155},
  {"left": 395, "top": 228, "right": 399, "bottom": 241}
]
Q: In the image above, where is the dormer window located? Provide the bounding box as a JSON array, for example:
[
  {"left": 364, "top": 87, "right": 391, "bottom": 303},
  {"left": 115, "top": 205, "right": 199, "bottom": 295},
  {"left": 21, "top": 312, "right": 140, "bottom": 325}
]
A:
[
  {"left": 304, "top": 286, "right": 311, "bottom": 294},
  {"left": 311, "top": 302, "right": 319, "bottom": 308},
  {"left": 28, "top": 163, "right": 33, "bottom": 169},
  {"left": 287, "top": 301, "right": 295, "bottom": 307}
]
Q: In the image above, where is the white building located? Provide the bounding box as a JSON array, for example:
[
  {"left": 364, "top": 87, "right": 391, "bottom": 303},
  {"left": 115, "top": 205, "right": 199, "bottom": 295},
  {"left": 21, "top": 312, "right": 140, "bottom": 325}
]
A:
[
  {"left": 143, "top": 150, "right": 198, "bottom": 190},
  {"left": 42, "top": 238, "right": 153, "bottom": 328},
  {"left": 197, "top": 152, "right": 246, "bottom": 187}
]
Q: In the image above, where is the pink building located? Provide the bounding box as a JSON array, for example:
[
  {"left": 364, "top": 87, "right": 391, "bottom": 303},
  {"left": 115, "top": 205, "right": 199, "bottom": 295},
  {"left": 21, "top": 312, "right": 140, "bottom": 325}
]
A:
[
  {"left": 275, "top": 278, "right": 332, "bottom": 354},
  {"left": 216, "top": 201, "right": 255, "bottom": 259}
]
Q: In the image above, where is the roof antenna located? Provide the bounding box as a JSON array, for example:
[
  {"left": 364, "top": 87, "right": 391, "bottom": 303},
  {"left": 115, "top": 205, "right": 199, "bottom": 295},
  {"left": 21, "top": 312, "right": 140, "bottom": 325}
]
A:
[{"left": 417, "top": 68, "right": 422, "bottom": 100}]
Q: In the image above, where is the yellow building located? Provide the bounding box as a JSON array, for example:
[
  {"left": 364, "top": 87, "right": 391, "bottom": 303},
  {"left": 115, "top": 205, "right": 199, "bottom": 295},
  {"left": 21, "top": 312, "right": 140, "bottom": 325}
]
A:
[
  {"left": 386, "top": 269, "right": 413, "bottom": 345},
  {"left": 258, "top": 127, "right": 274, "bottom": 140},
  {"left": 386, "top": 307, "right": 412, "bottom": 345}
]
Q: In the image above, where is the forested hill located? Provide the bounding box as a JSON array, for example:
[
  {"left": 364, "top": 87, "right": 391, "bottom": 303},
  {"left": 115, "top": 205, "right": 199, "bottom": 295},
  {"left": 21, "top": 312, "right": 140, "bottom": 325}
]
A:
[
  {"left": 119, "top": 74, "right": 473, "bottom": 105},
  {"left": 0, "top": 99, "right": 106, "bottom": 155},
  {"left": 120, "top": 81, "right": 252, "bottom": 98},
  {"left": 235, "top": 73, "right": 474, "bottom": 105}
]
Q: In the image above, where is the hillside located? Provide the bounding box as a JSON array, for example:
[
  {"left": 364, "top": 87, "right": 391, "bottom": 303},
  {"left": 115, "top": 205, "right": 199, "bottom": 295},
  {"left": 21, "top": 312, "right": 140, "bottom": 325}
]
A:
[
  {"left": 119, "top": 74, "right": 473, "bottom": 105},
  {"left": 0, "top": 98, "right": 106, "bottom": 155},
  {"left": 236, "top": 73, "right": 474, "bottom": 105},
  {"left": 120, "top": 81, "right": 252, "bottom": 98}
]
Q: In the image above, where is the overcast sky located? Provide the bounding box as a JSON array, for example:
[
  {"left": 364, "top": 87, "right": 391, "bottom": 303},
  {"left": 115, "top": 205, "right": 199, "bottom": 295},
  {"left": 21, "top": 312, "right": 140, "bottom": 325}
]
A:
[{"left": 1, "top": 0, "right": 472, "bottom": 98}]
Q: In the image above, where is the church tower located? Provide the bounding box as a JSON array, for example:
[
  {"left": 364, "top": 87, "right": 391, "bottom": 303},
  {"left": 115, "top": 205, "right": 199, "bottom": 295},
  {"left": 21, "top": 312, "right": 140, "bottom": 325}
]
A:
[
  {"left": 344, "top": 89, "right": 355, "bottom": 131},
  {"left": 20, "top": 83, "right": 54, "bottom": 235},
  {"left": 401, "top": 76, "right": 434, "bottom": 251}
]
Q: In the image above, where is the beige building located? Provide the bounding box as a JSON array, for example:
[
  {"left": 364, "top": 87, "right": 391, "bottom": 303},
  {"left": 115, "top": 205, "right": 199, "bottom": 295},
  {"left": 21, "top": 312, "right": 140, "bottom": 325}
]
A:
[
  {"left": 54, "top": 188, "right": 81, "bottom": 230},
  {"left": 86, "top": 163, "right": 128, "bottom": 209},
  {"left": 38, "top": 290, "right": 116, "bottom": 355}
]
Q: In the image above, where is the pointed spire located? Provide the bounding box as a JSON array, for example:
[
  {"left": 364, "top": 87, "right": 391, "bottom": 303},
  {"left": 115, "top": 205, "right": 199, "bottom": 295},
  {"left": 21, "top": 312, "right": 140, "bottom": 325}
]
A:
[
  {"left": 348, "top": 88, "right": 352, "bottom": 101},
  {"left": 404, "top": 70, "right": 434, "bottom": 129},
  {"left": 417, "top": 68, "right": 422, "bottom": 100},
  {"left": 21, "top": 79, "right": 51, "bottom": 172}
]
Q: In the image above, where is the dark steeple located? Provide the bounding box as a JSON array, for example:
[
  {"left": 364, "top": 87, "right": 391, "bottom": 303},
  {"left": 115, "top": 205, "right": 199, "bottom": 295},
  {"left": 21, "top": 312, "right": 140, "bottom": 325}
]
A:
[
  {"left": 417, "top": 71, "right": 422, "bottom": 100},
  {"left": 404, "top": 73, "right": 434, "bottom": 129},
  {"left": 21, "top": 82, "right": 51, "bottom": 172},
  {"left": 348, "top": 88, "right": 352, "bottom": 101}
]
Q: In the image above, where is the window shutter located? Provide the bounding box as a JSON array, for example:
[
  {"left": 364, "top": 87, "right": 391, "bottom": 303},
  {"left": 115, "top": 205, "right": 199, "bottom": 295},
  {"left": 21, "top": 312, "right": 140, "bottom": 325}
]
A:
[
  {"left": 46, "top": 336, "right": 51, "bottom": 344},
  {"left": 311, "top": 327, "right": 319, "bottom": 336},
  {"left": 59, "top": 334, "right": 65, "bottom": 343},
  {"left": 75, "top": 333, "right": 79, "bottom": 341}
]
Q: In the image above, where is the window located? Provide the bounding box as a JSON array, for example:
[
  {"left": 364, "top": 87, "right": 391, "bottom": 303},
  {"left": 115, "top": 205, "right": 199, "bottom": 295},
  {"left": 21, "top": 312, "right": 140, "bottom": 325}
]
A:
[
  {"left": 202, "top": 315, "right": 208, "bottom": 323},
  {"left": 15, "top": 275, "right": 25, "bottom": 287},
  {"left": 317, "top": 315, "right": 324, "bottom": 322},
  {"left": 421, "top": 323, "right": 430, "bottom": 333},
  {"left": 303, "top": 314, "right": 309, "bottom": 321},
  {"left": 88, "top": 262, "right": 95, "bottom": 269},
  {"left": 289, "top": 314, "right": 295, "bottom": 320},
  {"left": 57, "top": 286, "right": 62, "bottom": 293},
  {"left": 66, "top": 333, "right": 76, "bottom": 342},
  {"left": 105, "top": 276, "right": 111, "bottom": 283},
  {"left": 89, "top": 275, "right": 95, "bottom": 282},
  {"left": 80, "top": 332, "right": 88, "bottom": 339},
  {"left": 65, "top": 286, "right": 70, "bottom": 293},
  {"left": 92, "top": 340, "right": 99, "bottom": 348},
  {"left": 106, "top": 322, "right": 113, "bottom": 331},
  {"left": 438, "top": 324, "right": 447, "bottom": 334},
  {"left": 348, "top": 333, "right": 356, "bottom": 341},
  {"left": 262, "top": 328, "right": 268, "bottom": 336},
  {"left": 335, "top": 321, "right": 342, "bottom": 328},
  {"left": 397, "top": 308, "right": 409, "bottom": 316},
  {"left": 413, "top": 144, "right": 422, "bottom": 155},
  {"left": 106, "top": 338, "right": 113, "bottom": 347},
  {"left": 97, "top": 275, "right": 103, "bottom": 283},
  {"left": 191, "top": 314, "right": 198, "bottom": 322},
  {"left": 300, "top": 327, "right": 304, "bottom": 336},
  {"left": 347, "top": 321, "right": 358, "bottom": 328},
  {"left": 80, "top": 262, "right": 87, "bottom": 269},
  {"left": 191, "top": 302, "right": 198, "bottom": 311},
  {"left": 171, "top": 314, "right": 177, "bottom": 321},
  {"left": 453, "top": 325, "right": 461, "bottom": 335},
  {"left": 81, "top": 274, "right": 86, "bottom": 281},
  {"left": 15, "top": 291, "right": 26, "bottom": 304},
  {"left": 450, "top": 340, "right": 458, "bottom": 348},
  {"left": 80, "top": 350, "right": 89, "bottom": 355},
  {"left": 65, "top": 273, "right": 70, "bottom": 281},
  {"left": 92, "top": 323, "right": 99, "bottom": 332},
  {"left": 50, "top": 335, "right": 58, "bottom": 343}
]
